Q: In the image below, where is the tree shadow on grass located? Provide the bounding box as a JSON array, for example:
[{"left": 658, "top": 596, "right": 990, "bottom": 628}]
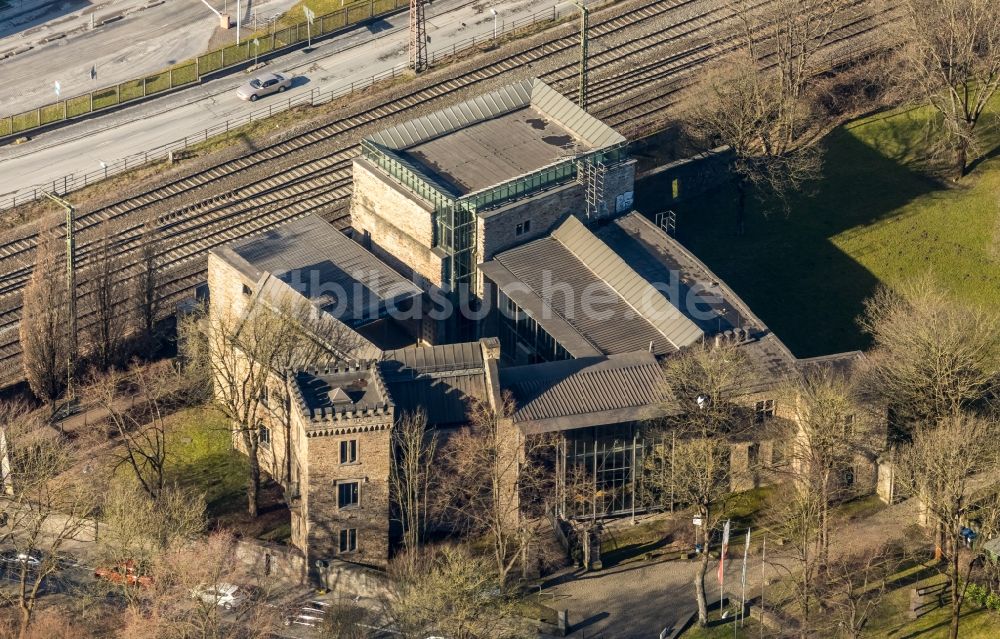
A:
[
  {"left": 896, "top": 607, "right": 988, "bottom": 639},
  {"left": 635, "top": 128, "right": 945, "bottom": 358}
]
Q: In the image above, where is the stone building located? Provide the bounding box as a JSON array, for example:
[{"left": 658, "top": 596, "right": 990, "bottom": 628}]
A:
[
  {"left": 480, "top": 211, "right": 883, "bottom": 517},
  {"left": 287, "top": 361, "right": 395, "bottom": 567},
  {"left": 350, "top": 78, "right": 635, "bottom": 307},
  {"left": 203, "top": 85, "right": 887, "bottom": 575}
]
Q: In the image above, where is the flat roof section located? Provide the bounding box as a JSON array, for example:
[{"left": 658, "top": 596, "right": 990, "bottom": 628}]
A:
[
  {"left": 216, "top": 214, "right": 422, "bottom": 327},
  {"left": 402, "top": 106, "right": 589, "bottom": 195},
  {"left": 596, "top": 213, "right": 753, "bottom": 336},
  {"left": 293, "top": 364, "right": 390, "bottom": 419}
]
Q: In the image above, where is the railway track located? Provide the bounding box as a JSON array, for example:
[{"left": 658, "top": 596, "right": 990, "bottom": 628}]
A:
[
  {"left": 0, "top": 0, "right": 893, "bottom": 385},
  {"left": 0, "top": 0, "right": 737, "bottom": 278},
  {"left": 591, "top": 2, "right": 899, "bottom": 129}
]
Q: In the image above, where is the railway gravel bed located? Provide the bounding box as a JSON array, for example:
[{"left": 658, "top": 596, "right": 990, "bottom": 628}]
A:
[{"left": 0, "top": 0, "right": 894, "bottom": 386}]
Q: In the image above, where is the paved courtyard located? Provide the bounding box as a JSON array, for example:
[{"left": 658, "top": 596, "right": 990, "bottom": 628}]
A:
[{"left": 540, "top": 496, "right": 922, "bottom": 638}]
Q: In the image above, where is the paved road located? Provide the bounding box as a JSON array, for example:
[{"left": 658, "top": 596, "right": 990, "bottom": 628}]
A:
[
  {"left": 0, "top": 0, "right": 578, "bottom": 206},
  {"left": 542, "top": 496, "right": 924, "bottom": 638},
  {"left": 0, "top": 0, "right": 302, "bottom": 115},
  {"left": 543, "top": 554, "right": 749, "bottom": 638}
]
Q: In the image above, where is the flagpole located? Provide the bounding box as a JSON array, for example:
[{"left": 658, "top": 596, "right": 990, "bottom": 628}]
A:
[
  {"left": 760, "top": 535, "right": 766, "bottom": 639},
  {"left": 740, "top": 528, "right": 750, "bottom": 627},
  {"left": 719, "top": 519, "right": 730, "bottom": 617}
]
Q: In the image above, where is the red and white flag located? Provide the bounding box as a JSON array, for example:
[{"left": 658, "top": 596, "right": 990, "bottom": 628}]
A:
[{"left": 717, "top": 519, "right": 731, "bottom": 584}]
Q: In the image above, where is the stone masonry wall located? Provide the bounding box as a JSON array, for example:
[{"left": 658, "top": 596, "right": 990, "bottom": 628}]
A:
[
  {"left": 477, "top": 182, "right": 579, "bottom": 262},
  {"left": 234, "top": 539, "right": 307, "bottom": 586},
  {"left": 600, "top": 160, "right": 637, "bottom": 219},
  {"left": 304, "top": 421, "right": 393, "bottom": 569},
  {"left": 350, "top": 159, "right": 443, "bottom": 290}
]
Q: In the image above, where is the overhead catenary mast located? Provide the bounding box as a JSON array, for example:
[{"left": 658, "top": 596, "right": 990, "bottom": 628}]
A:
[
  {"left": 574, "top": 0, "right": 589, "bottom": 110},
  {"left": 409, "top": 0, "right": 428, "bottom": 72},
  {"left": 41, "top": 192, "right": 77, "bottom": 401}
]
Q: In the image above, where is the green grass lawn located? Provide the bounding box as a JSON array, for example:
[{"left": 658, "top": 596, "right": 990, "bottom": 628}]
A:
[
  {"left": 636, "top": 102, "right": 1000, "bottom": 357},
  {"left": 831, "top": 494, "right": 887, "bottom": 524},
  {"left": 863, "top": 573, "right": 1000, "bottom": 638},
  {"left": 163, "top": 407, "right": 249, "bottom": 520},
  {"left": 599, "top": 488, "right": 772, "bottom": 566},
  {"left": 163, "top": 407, "right": 291, "bottom": 541},
  {"left": 275, "top": 0, "right": 378, "bottom": 29},
  {"left": 741, "top": 566, "right": 1000, "bottom": 638},
  {"left": 680, "top": 610, "right": 765, "bottom": 639}
]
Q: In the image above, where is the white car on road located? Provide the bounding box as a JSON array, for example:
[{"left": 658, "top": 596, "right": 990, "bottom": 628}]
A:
[
  {"left": 235, "top": 72, "right": 293, "bottom": 101},
  {"left": 193, "top": 583, "right": 247, "bottom": 610}
]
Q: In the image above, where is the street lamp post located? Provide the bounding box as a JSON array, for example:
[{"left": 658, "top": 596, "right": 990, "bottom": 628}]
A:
[{"left": 491, "top": 8, "right": 498, "bottom": 40}]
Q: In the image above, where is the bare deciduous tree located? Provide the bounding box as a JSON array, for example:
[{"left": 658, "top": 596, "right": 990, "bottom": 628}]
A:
[
  {"left": 897, "top": 413, "right": 1000, "bottom": 639},
  {"left": 783, "top": 370, "right": 874, "bottom": 566},
  {"left": 443, "top": 395, "right": 552, "bottom": 588},
  {"left": 317, "top": 601, "right": 372, "bottom": 639},
  {"left": 120, "top": 531, "right": 278, "bottom": 639},
  {"left": 894, "top": 0, "right": 1000, "bottom": 178},
  {"left": 0, "top": 401, "right": 96, "bottom": 639},
  {"left": 134, "top": 214, "right": 162, "bottom": 355},
  {"left": 859, "top": 276, "right": 1000, "bottom": 428},
  {"left": 84, "top": 222, "right": 130, "bottom": 371},
  {"left": 820, "top": 543, "right": 900, "bottom": 639},
  {"left": 685, "top": 0, "right": 863, "bottom": 231},
  {"left": 389, "top": 409, "right": 438, "bottom": 556},
  {"left": 98, "top": 479, "right": 206, "bottom": 599},
  {"left": 763, "top": 482, "right": 824, "bottom": 637},
  {"left": 0, "top": 607, "right": 100, "bottom": 639},
  {"left": 19, "top": 230, "right": 71, "bottom": 411},
  {"left": 179, "top": 290, "right": 363, "bottom": 518},
  {"left": 383, "top": 545, "right": 527, "bottom": 639},
  {"left": 89, "top": 362, "right": 180, "bottom": 499},
  {"left": 655, "top": 343, "right": 757, "bottom": 626}
]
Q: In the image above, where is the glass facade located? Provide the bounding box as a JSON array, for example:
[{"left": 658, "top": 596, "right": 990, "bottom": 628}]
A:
[
  {"left": 361, "top": 139, "right": 628, "bottom": 292},
  {"left": 497, "top": 292, "right": 571, "bottom": 364},
  {"left": 560, "top": 425, "right": 647, "bottom": 519}
]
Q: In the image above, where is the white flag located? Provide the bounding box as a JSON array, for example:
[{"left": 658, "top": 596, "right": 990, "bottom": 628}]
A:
[
  {"left": 741, "top": 527, "right": 751, "bottom": 591},
  {"left": 717, "top": 519, "right": 730, "bottom": 584}
]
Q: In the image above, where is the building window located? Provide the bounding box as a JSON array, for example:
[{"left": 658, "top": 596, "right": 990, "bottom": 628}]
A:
[
  {"left": 754, "top": 399, "right": 776, "bottom": 423},
  {"left": 772, "top": 441, "right": 786, "bottom": 466},
  {"left": 337, "top": 481, "right": 359, "bottom": 509},
  {"left": 339, "top": 528, "right": 357, "bottom": 553},
  {"left": 260, "top": 385, "right": 269, "bottom": 407},
  {"left": 842, "top": 467, "right": 856, "bottom": 488},
  {"left": 258, "top": 425, "right": 271, "bottom": 450},
  {"left": 844, "top": 413, "right": 856, "bottom": 437},
  {"left": 340, "top": 440, "right": 358, "bottom": 465},
  {"left": 515, "top": 220, "right": 531, "bottom": 236},
  {"left": 242, "top": 283, "right": 252, "bottom": 296}
]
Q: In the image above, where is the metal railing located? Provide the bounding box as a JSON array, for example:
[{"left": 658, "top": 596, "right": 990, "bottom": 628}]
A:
[
  {"left": 0, "top": 0, "right": 410, "bottom": 138},
  {"left": 0, "top": 5, "right": 563, "bottom": 213}
]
